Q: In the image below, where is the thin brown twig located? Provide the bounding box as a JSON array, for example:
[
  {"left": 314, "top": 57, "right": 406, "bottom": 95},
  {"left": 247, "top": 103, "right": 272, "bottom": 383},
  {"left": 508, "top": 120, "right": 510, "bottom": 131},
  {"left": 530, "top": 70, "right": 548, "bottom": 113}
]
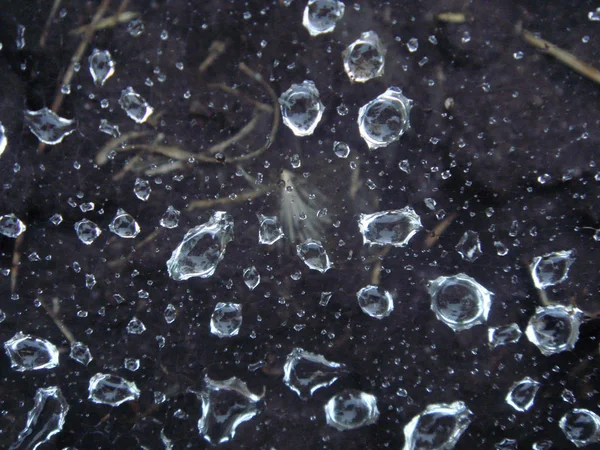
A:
[
  {"left": 205, "top": 112, "right": 263, "bottom": 154},
  {"left": 187, "top": 186, "right": 272, "bottom": 211},
  {"left": 199, "top": 41, "right": 228, "bottom": 74},
  {"left": 10, "top": 233, "right": 25, "bottom": 293},
  {"left": 436, "top": 12, "right": 469, "bottom": 23},
  {"left": 208, "top": 83, "right": 273, "bottom": 113},
  {"left": 107, "top": 228, "right": 164, "bottom": 270},
  {"left": 423, "top": 212, "right": 458, "bottom": 249},
  {"left": 39, "top": 297, "right": 76, "bottom": 345},
  {"left": 40, "top": 0, "right": 63, "bottom": 49},
  {"left": 72, "top": 10, "right": 138, "bottom": 35},
  {"left": 96, "top": 131, "right": 153, "bottom": 165}
]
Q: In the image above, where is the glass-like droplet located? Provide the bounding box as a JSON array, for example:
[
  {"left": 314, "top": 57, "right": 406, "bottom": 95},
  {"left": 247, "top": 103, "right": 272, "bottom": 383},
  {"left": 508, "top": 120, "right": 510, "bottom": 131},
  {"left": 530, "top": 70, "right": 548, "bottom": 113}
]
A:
[
  {"left": 358, "top": 207, "right": 422, "bottom": 247},
  {"left": 88, "top": 49, "right": 115, "bottom": 87},
  {"left": 532, "top": 440, "right": 553, "bottom": 450},
  {"left": 488, "top": 323, "right": 522, "bottom": 348},
  {"left": 258, "top": 214, "right": 284, "bottom": 245},
  {"left": 324, "top": 389, "right": 379, "bottom": 431},
  {"left": 126, "top": 317, "right": 146, "bottom": 335},
  {"left": 529, "top": 249, "right": 575, "bottom": 289},
  {"left": 119, "top": 87, "right": 153, "bottom": 123},
  {"left": 24, "top": 108, "right": 75, "bottom": 145},
  {"left": 356, "top": 285, "right": 394, "bottom": 319},
  {"left": 127, "top": 18, "right": 145, "bottom": 37},
  {"left": 243, "top": 266, "right": 260, "bottom": 290},
  {"left": 69, "top": 341, "right": 93, "bottom": 366},
  {"left": 342, "top": 31, "right": 386, "bottom": 83},
  {"left": 164, "top": 304, "right": 177, "bottom": 324},
  {"left": 210, "top": 302, "right": 242, "bottom": 338},
  {"left": 333, "top": 141, "right": 350, "bottom": 158},
  {"left": 455, "top": 230, "right": 483, "bottom": 262},
  {"left": 0, "top": 121, "right": 7, "bottom": 156},
  {"left": 166, "top": 211, "right": 234, "bottom": 280},
  {"left": 283, "top": 348, "right": 345, "bottom": 398},
  {"left": 296, "top": 239, "right": 333, "bottom": 273},
  {"left": 99, "top": 119, "right": 120, "bottom": 137},
  {"left": 358, "top": 87, "right": 412, "bottom": 149},
  {"left": 0, "top": 213, "right": 26, "bottom": 238},
  {"left": 428, "top": 273, "right": 492, "bottom": 332},
  {"left": 505, "top": 377, "right": 541, "bottom": 412},
  {"left": 495, "top": 438, "right": 519, "bottom": 450},
  {"left": 133, "top": 178, "right": 151, "bottom": 201},
  {"left": 74, "top": 219, "right": 101, "bottom": 245},
  {"left": 403, "top": 401, "right": 473, "bottom": 450},
  {"left": 109, "top": 208, "right": 140, "bottom": 238},
  {"left": 559, "top": 408, "right": 600, "bottom": 448},
  {"left": 160, "top": 205, "right": 180, "bottom": 228},
  {"left": 88, "top": 373, "right": 140, "bottom": 406},
  {"left": 124, "top": 358, "right": 140, "bottom": 371},
  {"left": 279, "top": 80, "right": 324, "bottom": 136},
  {"left": 302, "top": 0, "right": 345, "bottom": 36},
  {"left": 4, "top": 332, "right": 59, "bottom": 371},
  {"left": 525, "top": 305, "right": 583, "bottom": 356}
]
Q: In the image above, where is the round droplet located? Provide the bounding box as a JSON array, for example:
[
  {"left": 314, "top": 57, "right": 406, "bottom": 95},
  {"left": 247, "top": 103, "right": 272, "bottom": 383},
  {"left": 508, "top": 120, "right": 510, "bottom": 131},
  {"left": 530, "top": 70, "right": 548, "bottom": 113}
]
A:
[
  {"left": 109, "top": 209, "right": 140, "bottom": 238},
  {"left": 279, "top": 81, "right": 324, "bottom": 136},
  {"left": 210, "top": 302, "right": 242, "bottom": 338},
  {"left": 342, "top": 31, "right": 386, "bottom": 83},
  {"left": 529, "top": 249, "right": 575, "bottom": 289},
  {"left": 358, "top": 88, "right": 412, "bottom": 149},
  {"left": 356, "top": 285, "right": 394, "bottom": 319},
  {"left": 302, "top": 0, "right": 345, "bottom": 36},
  {"left": 119, "top": 87, "right": 153, "bottom": 123},
  {"left": 0, "top": 214, "right": 26, "bottom": 238},
  {"left": 525, "top": 305, "right": 583, "bottom": 356},
  {"left": 74, "top": 219, "right": 102, "bottom": 245},
  {"left": 505, "top": 377, "right": 541, "bottom": 412},
  {"left": 324, "top": 389, "right": 379, "bottom": 431},
  {"left": 333, "top": 141, "right": 350, "bottom": 158},
  {"left": 560, "top": 408, "right": 600, "bottom": 448}
]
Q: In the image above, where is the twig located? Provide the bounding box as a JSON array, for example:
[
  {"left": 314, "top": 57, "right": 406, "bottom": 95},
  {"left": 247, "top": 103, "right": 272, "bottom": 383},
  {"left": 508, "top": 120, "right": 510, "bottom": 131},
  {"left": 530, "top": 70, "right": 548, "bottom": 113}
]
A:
[
  {"left": 10, "top": 233, "right": 25, "bottom": 293},
  {"left": 107, "top": 228, "right": 164, "bottom": 270},
  {"left": 208, "top": 83, "right": 273, "bottom": 113},
  {"left": 187, "top": 187, "right": 271, "bottom": 211},
  {"left": 423, "top": 212, "right": 458, "bottom": 249},
  {"left": 39, "top": 0, "right": 63, "bottom": 49},
  {"left": 198, "top": 41, "right": 228, "bottom": 74},
  {"left": 522, "top": 29, "right": 600, "bottom": 85},
  {"left": 436, "top": 12, "right": 468, "bottom": 23},
  {"left": 39, "top": 297, "right": 76, "bottom": 345},
  {"left": 205, "top": 112, "right": 262, "bottom": 154},
  {"left": 72, "top": 11, "right": 138, "bottom": 35},
  {"left": 370, "top": 248, "right": 391, "bottom": 285},
  {"left": 96, "top": 131, "right": 152, "bottom": 165}
]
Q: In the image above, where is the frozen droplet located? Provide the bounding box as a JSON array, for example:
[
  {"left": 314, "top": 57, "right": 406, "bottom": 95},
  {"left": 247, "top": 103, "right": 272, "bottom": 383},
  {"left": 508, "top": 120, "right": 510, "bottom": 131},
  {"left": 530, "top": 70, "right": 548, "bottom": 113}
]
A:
[
  {"left": 10, "top": 386, "right": 69, "bottom": 450},
  {"left": 560, "top": 408, "right": 600, "bottom": 448},
  {"left": 296, "top": 239, "right": 333, "bottom": 273},
  {"left": 302, "top": 0, "right": 345, "bottom": 36},
  {"left": 333, "top": 141, "right": 350, "bottom": 158},
  {"left": 358, "top": 207, "right": 422, "bottom": 247},
  {"left": 24, "top": 108, "right": 75, "bottom": 145},
  {"left": 4, "top": 332, "right": 59, "bottom": 371},
  {"left": 428, "top": 273, "right": 492, "bottom": 332},
  {"left": 88, "top": 49, "right": 115, "bottom": 87},
  {"left": 79, "top": 202, "right": 94, "bottom": 212},
  {"left": 119, "top": 87, "right": 153, "bottom": 123},
  {"left": 210, "top": 302, "right": 242, "bottom": 338},
  {"left": 407, "top": 37, "right": 419, "bottom": 52},
  {"left": 258, "top": 214, "right": 284, "bottom": 245},
  {"left": 243, "top": 266, "right": 260, "bottom": 290},
  {"left": 337, "top": 103, "right": 349, "bottom": 115},
  {"left": 495, "top": 438, "right": 518, "bottom": 449},
  {"left": 88, "top": 373, "right": 140, "bottom": 406},
  {"left": 49, "top": 213, "right": 63, "bottom": 226},
  {"left": 424, "top": 198, "right": 437, "bottom": 210},
  {"left": 529, "top": 249, "right": 575, "bottom": 289},
  {"left": 455, "top": 230, "right": 483, "bottom": 262},
  {"left": 166, "top": 211, "right": 234, "bottom": 280},
  {"left": 324, "top": 390, "right": 379, "bottom": 431},
  {"left": 160, "top": 205, "right": 180, "bottom": 228},
  {"left": 164, "top": 304, "right": 177, "bottom": 324},
  {"left": 589, "top": 8, "right": 600, "bottom": 21},
  {"left": 124, "top": 358, "right": 140, "bottom": 371},
  {"left": 358, "top": 87, "right": 412, "bottom": 149},
  {"left": 356, "top": 285, "right": 394, "bottom": 319},
  {"left": 488, "top": 323, "right": 522, "bottom": 348},
  {"left": 99, "top": 119, "right": 120, "bottom": 137},
  {"left": 0, "top": 121, "right": 7, "bottom": 156},
  {"left": 279, "top": 80, "right": 324, "bottom": 136},
  {"left": 494, "top": 241, "right": 508, "bottom": 256},
  {"left": 342, "top": 31, "right": 386, "bottom": 83},
  {"left": 532, "top": 440, "right": 553, "bottom": 450},
  {"left": 197, "top": 375, "right": 263, "bottom": 445},
  {"left": 0, "top": 213, "right": 26, "bottom": 238},
  {"left": 320, "top": 291, "right": 333, "bottom": 306},
  {"left": 505, "top": 377, "right": 541, "bottom": 412},
  {"left": 283, "top": 348, "right": 345, "bottom": 398},
  {"left": 133, "top": 178, "right": 151, "bottom": 201},
  {"left": 525, "top": 305, "right": 583, "bottom": 356},
  {"left": 109, "top": 208, "right": 140, "bottom": 238},
  {"left": 75, "top": 219, "right": 101, "bottom": 245},
  {"left": 126, "top": 316, "right": 146, "bottom": 334},
  {"left": 403, "top": 401, "right": 472, "bottom": 450},
  {"left": 69, "top": 341, "right": 93, "bottom": 366},
  {"left": 290, "top": 153, "right": 302, "bottom": 168},
  {"left": 127, "top": 18, "right": 144, "bottom": 36}
]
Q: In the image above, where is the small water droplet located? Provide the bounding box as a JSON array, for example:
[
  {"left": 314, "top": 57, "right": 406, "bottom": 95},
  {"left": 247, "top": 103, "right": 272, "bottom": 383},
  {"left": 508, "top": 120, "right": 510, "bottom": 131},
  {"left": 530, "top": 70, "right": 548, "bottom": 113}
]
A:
[{"left": 88, "top": 49, "right": 115, "bottom": 87}]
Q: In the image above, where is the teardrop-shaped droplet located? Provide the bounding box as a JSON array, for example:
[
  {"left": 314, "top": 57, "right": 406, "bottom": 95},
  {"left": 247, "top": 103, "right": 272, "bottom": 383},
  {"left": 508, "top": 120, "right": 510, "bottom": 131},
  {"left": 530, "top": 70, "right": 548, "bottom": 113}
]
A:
[
  {"left": 324, "top": 389, "right": 379, "bottom": 431},
  {"left": 88, "top": 373, "right": 140, "bottom": 406},
  {"left": 296, "top": 238, "right": 332, "bottom": 273},
  {"left": 88, "top": 49, "right": 115, "bottom": 87},
  {"left": 109, "top": 208, "right": 140, "bottom": 238},
  {"left": 119, "top": 87, "right": 153, "bottom": 123}
]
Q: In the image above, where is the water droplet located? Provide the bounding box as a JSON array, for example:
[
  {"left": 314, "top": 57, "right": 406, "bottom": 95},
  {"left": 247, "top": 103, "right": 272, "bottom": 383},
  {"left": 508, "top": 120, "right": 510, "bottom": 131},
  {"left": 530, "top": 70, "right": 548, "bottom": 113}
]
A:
[
  {"left": 243, "top": 266, "right": 260, "bottom": 290},
  {"left": 356, "top": 285, "right": 394, "bottom": 319},
  {"left": 258, "top": 214, "right": 284, "bottom": 244},
  {"left": 124, "top": 358, "right": 140, "bottom": 371},
  {"left": 88, "top": 373, "right": 140, "bottom": 406},
  {"left": 525, "top": 305, "right": 583, "bottom": 356},
  {"left": 88, "top": 49, "right": 115, "bottom": 87},
  {"left": 15, "top": 24, "right": 26, "bottom": 50},
  {"left": 560, "top": 408, "right": 600, "bottom": 447},
  {"left": 24, "top": 108, "right": 75, "bottom": 145},
  {"left": 324, "top": 390, "right": 379, "bottom": 431},
  {"left": 495, "top": 438, "right": 519, "bottom": 449},
  {"left": 296, "top": 239, "right": 333, "bottom": 273},
  {"left": 505, "top": 377, "right": 541, "bottom": 412},
  {"left": 49, "top": 214, "right": 63, "bottom": 226},
  {"left": 320, "top": 291, "right": 333, "bottom": 306},
  {"left": 399, "top": 159, "right": 411, "bottom": 173},
  {"left": 403, "top": 401, "right": 473, "bottom": 450},
  {"left": 133, "top": 178, "right": 151, "bottom": 201},
  {"left": 166, "top": 211, "right": 234, "bottom": 280},
  {"left": 337, "top": 103, "right": 349, "bottom": 115},
  {"left": 302, "top": 0, "right": 345, "bottom": 36},
  {"left": 119, "top": 87, "right": 153, "bottom": 123},
  {"left": 164, "top": 304, "right": 177, "bottom": 324},
  {"left": 109, "top": 208, "right": 140, "bottom": 238},
  {"left": 69, "top": 341, "right": 93, "bottom": 366},
  {"left": 209, "top": 302, "right": 243, "bottom": 338},
  {"left": 290, "top": 153, "right": 302, "bottom": 168},
  {"left": 160, "top": 205, "right": 180, "bottom": 228},
  {"left": 455, "top": 230, "right": 483, "bottom": 262},
  {"left": 428, "top": 274, "right": 492, "bottom": 332},
  {"left": 126, "top": 317, "right": 146, "bottom": 334},
  {"left": 99, "top": 119, "right": 120, "bottom": 137},
  {"left": 358, "top": 87, "right": 412, "bottom": 149},
  {"left": 333, "top": 141, "right": 350, "bottom": 158},
  {"left": 279, "top": 80, "right": 324, "bottom": 136},
  {"left": 529, "top": 249, "right": 575, "bottom": 289},
  {"left": 4, "top": 332, "right": 59, "bottom": 371},
  {"left": 0, "top": 213, "right": 26, "bottom": 238},
  {"left": 358, "top": 207, "right": 422, "bottom": 247},
  {"left": 342, "top": 31, "right": 386, "bottom": 83},
  {"left": 407, "top": 37, "right": 419, "bottom": 52},
  {"left": 0, "top": 122, "right": 7, "bottom": 156},
  {"left": 75, "top": 219, "right": 102, "bottom": 245},
  {"left": 494, "top": 241, "right": 508, "bottom": 256},
  {"left": 283, "top": 348, "right": 345, "bottom": 398},
  {"left": 488, "top": 323, "right": 522, "bottom": 348},
  {"left": 589, "top": 7, "right": 600, "bottom": 21},
  {"left": 127, "top": 18, "right": 145, "bottom": 36}
]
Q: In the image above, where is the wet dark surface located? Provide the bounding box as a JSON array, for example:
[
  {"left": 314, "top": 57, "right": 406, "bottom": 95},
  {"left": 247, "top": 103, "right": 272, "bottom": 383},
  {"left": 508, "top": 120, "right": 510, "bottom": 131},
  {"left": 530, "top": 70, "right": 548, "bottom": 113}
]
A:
[{"left": 0, "top": 1, "right": 600, "bottom": 449}]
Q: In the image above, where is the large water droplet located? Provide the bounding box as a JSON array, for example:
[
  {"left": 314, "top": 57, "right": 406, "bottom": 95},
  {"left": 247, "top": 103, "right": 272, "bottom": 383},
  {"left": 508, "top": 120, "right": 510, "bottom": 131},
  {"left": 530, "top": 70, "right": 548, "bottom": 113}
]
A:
[
  {"left": 109, "top": 208, "right": 140, "bottom": 238},
  {"left": 279, "top": 80, "right": 324, "bottom": 136},
  {"left": 302, "top": 0, "right": 345, "bottom": 36},
  {"left": 529, "top": 249, "right": 575, "bottom": 289},
  {"left": 455, "top": 230, "right": 483, "bottom": 262},
  {"left": 88, "top": 49, "right": 115, "bottom": 87},
  {"left": 88, "top": 373, "right": 140, "bottom": 406},
  {"left": 257, "top": 214, "right": 284, "bottom": 245},
  {"left": 69, "top": 341, "right": 93, "bottom": 366},
  {"left": 505, "top": 377, "right": 541, "bottom": 412},
  {"left": 210, "top": 302, "right": 242, "bottom": 338},
  {"left": 296, "top": 238, "right": 332, "bottom": 273},
  {"left": 133, "top": 178, "right": 152, "bottom": 201},
  {"left": 24, "top": 108, "right": 75, "bottom": 145},
  {"left": 324, "top": 389, "right": 379, "bottom": 431},
  {"left": 4, "top": 332, "right": 59, "bottom": 371},
  {"left": 356, "top": 285, "right": 394, "bottom": 319},
  {"left": 166, "top": 211, "right": 234, "bottom": 280},
  {"left": 74, "top": 219, "right": 102, "bottom": 245},
  {"left": 358, "top": 207, "right": 422, "bottom": 247},
  {"left": 428, "top": 274, "right": 492, "bottom": 332},
  {"left": 0, "top": 213, "right": 26, "bottom": 238},
  {"left": 283, "top": 348, "right": 345, "bottom": 398},
  {"left": 488, "top": 323, "right": 522, "bottom": 348},
  {"left": 358, "top": 87, "right": 412, "bottom": 149},
  {"left": 119, "top": 87, "right": 153, "bottom": 123},
  {"left": 525, "top": 305, "right": 583, "bottom": 356},
  {"left": 333, "top": 141, "right": 350, "bottom": 158},
  {"left": 560, "top": 408, "right": 600, "bottom": 448},
  {"left": 342, "top": 31, "right": 386, "bottom": 83}
]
